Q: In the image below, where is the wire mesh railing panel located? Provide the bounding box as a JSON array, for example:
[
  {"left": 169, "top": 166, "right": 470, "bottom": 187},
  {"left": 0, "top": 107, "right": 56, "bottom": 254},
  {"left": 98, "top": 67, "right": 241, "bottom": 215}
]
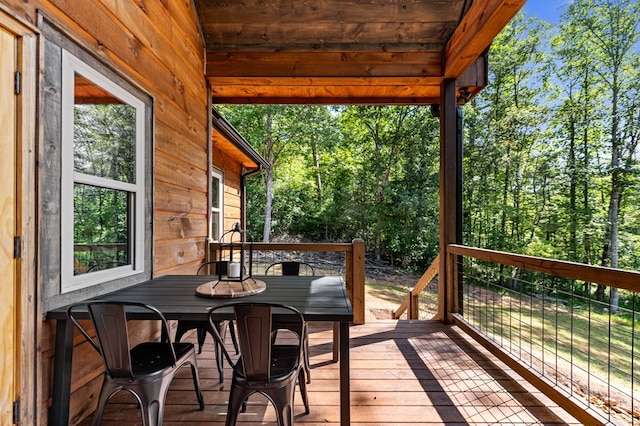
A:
[
  {"left": 250, "top": 249, "right": 346, "bottom": 278},
  {"left": 458, "top": 255, "right": 640, "bottom": 425},
  {"left": 417, "top": 280, "right": 439, "bottom": 320}
]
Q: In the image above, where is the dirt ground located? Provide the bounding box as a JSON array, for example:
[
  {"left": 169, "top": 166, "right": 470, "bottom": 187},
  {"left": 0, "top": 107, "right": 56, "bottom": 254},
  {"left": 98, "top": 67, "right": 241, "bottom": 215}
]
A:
[
  {"left": 365, "top": 285, "right": 397, "bottom": 320},
  {"left": 363, "top": 271, "right": 419, "bottom": 321}
]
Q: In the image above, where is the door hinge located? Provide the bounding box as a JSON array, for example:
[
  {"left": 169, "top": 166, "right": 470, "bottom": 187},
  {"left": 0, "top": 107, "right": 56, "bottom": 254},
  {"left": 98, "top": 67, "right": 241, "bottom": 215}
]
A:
[
  {"left": 13, "top": 399, "right": 19, "bottom": 425},
  {"left": 14, "top": 70, "right": 21, "bottom": 95},
  {"left": 14, "top": 236, "right": 20, "bottom": 259}
]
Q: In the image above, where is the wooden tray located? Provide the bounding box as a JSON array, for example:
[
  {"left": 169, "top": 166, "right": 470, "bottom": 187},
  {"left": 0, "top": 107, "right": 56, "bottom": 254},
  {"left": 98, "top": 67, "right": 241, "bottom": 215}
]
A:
[{"left": 195, "top": 278, "right": 266, "bottom": 298}]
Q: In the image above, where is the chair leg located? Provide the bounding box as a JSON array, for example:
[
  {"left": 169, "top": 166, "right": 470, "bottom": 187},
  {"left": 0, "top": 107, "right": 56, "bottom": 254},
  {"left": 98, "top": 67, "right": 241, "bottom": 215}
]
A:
[
  {"left": 303, "top": 328, "right": 311, "bottom": 383},
  {"left": 189, "top": 362, "right": 206, "bottom": 410},
  {"left": 270, "top": 384, "right": 295, "bottom": 426},
  {"left": 228, "top": 321, "right": 239, "bottom": 354},
  {"left": 298, "top": 369, "right": 310, "bottom": 415},
  {"left": 196, "top": 327, "right": 208, "bottom": 354},
  {"left": 212, "top": 321, "right": 228, "bottom": 383},
  {"left": 226, "top": 385, "right": 251, "bottom": 426},
  {"left": 92, "top": 378, "right": 115, "bottom": 426}
]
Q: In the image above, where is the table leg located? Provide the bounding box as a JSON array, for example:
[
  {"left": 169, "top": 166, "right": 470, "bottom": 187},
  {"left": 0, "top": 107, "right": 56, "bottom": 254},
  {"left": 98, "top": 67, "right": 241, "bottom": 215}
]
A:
[
  {"left": 339, "top": 320, "right": 350, "bottom": 425},
  {"left": 49, "top": 319, "right": 75, "bottom": 426},
  {"left": 332, "top": 322, "right": 340, "bottom": 362}
]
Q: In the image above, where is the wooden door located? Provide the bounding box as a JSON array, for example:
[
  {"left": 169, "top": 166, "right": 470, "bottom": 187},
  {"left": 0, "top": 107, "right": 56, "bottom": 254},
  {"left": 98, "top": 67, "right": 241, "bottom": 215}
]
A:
[{"left": 0, "top": 24, "right": 17, "bottom": 425}]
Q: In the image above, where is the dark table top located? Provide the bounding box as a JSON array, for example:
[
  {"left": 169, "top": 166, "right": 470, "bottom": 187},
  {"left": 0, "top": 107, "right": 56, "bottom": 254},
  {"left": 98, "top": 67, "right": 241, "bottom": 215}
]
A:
[{"left": 46, "top": 275, "right": 353, "bottom": 322}]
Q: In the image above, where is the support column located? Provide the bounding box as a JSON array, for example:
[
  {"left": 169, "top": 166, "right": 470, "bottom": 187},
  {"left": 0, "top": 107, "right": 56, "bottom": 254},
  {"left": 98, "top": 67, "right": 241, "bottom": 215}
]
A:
[{"left": 438, "top": 78, "right": 462, "bottom": 323}]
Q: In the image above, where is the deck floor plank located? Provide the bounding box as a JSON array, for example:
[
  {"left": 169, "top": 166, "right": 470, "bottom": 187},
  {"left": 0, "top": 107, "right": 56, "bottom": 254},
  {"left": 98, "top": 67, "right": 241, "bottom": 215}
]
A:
[{"left": 76, "top": 320, "right": 581, "bottom": 425}]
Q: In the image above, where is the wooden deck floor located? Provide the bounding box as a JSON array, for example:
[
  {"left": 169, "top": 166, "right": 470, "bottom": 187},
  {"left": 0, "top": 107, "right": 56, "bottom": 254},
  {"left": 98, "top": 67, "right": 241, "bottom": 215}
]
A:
[{"left": 77, "top": 320, "right": 581, "bottom": 425}]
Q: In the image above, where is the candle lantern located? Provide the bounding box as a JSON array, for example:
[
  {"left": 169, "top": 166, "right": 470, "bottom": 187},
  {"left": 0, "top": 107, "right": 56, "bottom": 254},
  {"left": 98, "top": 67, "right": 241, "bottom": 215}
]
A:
[{"left": 217, "top": 222, "right": 253, "bottom": 285}]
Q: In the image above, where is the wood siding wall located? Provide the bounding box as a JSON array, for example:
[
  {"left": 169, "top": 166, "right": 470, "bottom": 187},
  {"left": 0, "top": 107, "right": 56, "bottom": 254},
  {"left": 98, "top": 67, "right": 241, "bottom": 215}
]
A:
[{"left": 0, "top": 1, "right": 223, "bottom": 424}]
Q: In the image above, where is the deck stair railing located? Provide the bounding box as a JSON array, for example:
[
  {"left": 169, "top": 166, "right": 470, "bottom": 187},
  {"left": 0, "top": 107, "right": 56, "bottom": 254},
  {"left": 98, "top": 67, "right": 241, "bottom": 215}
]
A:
[{"left": 393, "top": 254, "right": 440, "bottom": 320}]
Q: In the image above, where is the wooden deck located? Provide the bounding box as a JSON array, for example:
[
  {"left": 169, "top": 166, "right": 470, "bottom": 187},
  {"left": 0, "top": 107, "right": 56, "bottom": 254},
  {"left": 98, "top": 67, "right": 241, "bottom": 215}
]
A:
[{"left": 77, "top": 320, "right": 581, "bottom": 425}]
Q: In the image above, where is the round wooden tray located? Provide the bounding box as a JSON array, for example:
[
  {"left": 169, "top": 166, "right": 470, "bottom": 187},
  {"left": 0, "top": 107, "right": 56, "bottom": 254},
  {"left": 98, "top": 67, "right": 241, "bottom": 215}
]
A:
[{"left": 195, "top": 278, "right": 266, "bottom": 298}]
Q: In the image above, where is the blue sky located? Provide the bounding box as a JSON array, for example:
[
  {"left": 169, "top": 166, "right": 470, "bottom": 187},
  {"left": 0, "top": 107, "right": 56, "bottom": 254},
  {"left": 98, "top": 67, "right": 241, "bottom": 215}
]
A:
[{"left": 522, "top": 0, "right": 571, "bottom": 23}]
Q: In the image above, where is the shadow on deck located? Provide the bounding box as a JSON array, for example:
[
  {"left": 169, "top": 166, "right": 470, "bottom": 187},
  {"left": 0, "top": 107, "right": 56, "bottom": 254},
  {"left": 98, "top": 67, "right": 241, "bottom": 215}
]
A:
[{"left": 77, "top": 320, "right": 581, "bottom": 425}]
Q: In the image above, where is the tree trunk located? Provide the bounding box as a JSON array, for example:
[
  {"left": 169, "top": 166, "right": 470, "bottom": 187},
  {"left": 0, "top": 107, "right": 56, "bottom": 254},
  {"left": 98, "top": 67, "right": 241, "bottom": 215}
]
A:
[
  {"left": 262, "top": 114, "right": 274, "bottom": 242},
  {"left": 262, "top": 168, "right": 273, "bottom": 242},
  {"left": 311, "top": 141, "right": 323, "bottom": 202},
  {"left": 607, "top": 80, "right": 621, "bottom": 313}
]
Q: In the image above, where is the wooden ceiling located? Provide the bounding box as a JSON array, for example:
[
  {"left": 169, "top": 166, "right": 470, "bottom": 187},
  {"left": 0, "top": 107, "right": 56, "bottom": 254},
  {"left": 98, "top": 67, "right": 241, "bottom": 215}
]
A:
[{"left": 194, "top": 0, "right": 527, "bottom": 105}]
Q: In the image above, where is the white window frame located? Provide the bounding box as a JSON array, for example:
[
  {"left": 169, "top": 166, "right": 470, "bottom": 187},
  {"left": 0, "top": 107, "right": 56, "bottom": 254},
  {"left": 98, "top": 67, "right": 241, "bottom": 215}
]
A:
[
  {"left": 211, "top": 168, "right": 224, "bottom": 241},
  {"left": 60, "top": 50, "right": 146, "bottom": 293}
]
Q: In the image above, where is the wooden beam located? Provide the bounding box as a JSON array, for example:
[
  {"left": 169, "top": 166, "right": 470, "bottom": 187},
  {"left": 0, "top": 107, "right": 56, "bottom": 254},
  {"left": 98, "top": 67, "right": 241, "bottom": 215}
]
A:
[
  {"left": 444, "top": 0, "right": 526, "bottom": 78},
  {"left": 209, "top": 76, "right": 443, "bottom": 104},
  {"left": 206, "top": 51, "right": 443, "bottom": 78}
]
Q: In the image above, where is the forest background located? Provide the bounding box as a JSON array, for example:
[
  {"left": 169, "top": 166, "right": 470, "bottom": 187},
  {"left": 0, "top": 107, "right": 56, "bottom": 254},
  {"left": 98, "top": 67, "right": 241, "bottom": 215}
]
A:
[{"left": 215, "top": 0, "right": 640, "bottom": 308}]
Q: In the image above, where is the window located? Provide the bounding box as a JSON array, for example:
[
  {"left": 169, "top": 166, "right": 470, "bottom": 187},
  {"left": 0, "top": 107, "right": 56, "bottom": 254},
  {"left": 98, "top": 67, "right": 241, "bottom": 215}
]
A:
[
  {"left": 211, "top": 169, "right": 224, "bottom": 241},
  {"left": 60, "top": 51, "right": 146, "bottom": 293}
]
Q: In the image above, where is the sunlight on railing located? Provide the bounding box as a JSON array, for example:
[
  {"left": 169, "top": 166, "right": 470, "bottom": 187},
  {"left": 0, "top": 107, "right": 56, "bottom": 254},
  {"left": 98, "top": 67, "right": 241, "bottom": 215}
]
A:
[{"left": 456, "top": 254, "right": 640, "bottom": 425}]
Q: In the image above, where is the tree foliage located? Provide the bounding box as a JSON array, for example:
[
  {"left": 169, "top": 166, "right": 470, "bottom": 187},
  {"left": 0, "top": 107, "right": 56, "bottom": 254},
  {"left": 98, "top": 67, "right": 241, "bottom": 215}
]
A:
[{"left": 215, "top": 0, "right": 640, "bottom": 288}]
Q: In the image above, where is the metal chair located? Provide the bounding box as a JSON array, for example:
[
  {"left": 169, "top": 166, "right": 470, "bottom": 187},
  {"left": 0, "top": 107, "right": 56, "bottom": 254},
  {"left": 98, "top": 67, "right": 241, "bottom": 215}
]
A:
[
  {"left": 175, "top": 261, "right": 239, "bottom": 383},
  {"left": 208, "top": 302, "right": 310, "bottom": 426},
  {"left": 66, "top": 301, "right": 205, "bottom": 426},
  {"left": 265, "top": 261, "right": 321, "bottom": 382}
]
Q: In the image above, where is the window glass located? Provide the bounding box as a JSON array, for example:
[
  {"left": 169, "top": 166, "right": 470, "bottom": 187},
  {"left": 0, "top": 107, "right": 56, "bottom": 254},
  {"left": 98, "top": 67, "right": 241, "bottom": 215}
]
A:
[
  {"left": 73, "top": 84, "right": 136, "bottom": 183},
  {"left": 211, "top": 170, "right": 223, "bottom": 241},
  {"left": 61, "top": 51, "right": 145, "bottom": 291},
  {"left": 73, "top": 184, "right": 130, "bottom": 273}
]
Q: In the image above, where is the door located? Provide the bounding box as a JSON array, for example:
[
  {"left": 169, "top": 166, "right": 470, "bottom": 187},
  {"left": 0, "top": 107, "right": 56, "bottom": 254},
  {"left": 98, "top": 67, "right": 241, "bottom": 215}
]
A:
[{"left": 0, "top": 24, "right": 18, "bottom": 425}]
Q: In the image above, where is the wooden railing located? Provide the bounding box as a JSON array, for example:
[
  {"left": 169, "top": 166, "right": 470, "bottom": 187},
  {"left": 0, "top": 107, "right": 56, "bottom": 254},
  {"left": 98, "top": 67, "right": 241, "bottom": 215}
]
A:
[
  {"left": 393, "top": 254, "right": 440, "bottom": 319},
  {"left": 447, "top": 244, "right": 640, "bottom": 426},
  {"left": 447, "top": 244, "right": 640, "bottom": 293},
  {"left": 208, "top": 239, "right": 366, "bottom": 324}
]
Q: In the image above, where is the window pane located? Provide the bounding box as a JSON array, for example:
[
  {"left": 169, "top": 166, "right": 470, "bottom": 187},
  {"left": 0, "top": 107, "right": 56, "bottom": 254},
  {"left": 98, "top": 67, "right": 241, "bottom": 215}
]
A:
[
  {"left": 73, "top": 183, "right": 130, "bottom": 275},
  {"left": 212, "top": 211, "right": 220, "bottom": 241},
  {"left": 73, "top": 75, "right": 136, "bottom": 183},
  {"left": 212, "top": 174, "right": 220, "bottom": 208}
]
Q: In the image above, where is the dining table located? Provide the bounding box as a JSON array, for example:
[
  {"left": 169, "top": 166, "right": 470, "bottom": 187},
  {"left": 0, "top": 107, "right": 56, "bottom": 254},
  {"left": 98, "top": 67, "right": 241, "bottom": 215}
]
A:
[{"left": 46, "top": 274, "right": 353, "bottom": 425}]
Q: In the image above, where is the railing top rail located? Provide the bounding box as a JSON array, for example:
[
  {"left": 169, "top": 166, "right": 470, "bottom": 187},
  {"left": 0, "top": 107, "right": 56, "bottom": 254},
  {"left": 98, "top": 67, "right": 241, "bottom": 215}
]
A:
[
  {"left": 448, "top": 244, "right": 640, "bottom": 293},
  {"left": 212, "top": 242, "right": 354, "bottom": 253}
]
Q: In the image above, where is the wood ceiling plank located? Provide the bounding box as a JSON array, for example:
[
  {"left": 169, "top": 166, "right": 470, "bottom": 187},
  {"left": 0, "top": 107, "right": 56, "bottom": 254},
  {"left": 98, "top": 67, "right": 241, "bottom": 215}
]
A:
[
  {"left": 207, "top": 51, "right": 442, "bottom": 64},
  {"left": 202, "top": 22, "right": 457, "bottom": 48},
  {"left": 197, "top": 0, "right": 465, "bottom": 25}
]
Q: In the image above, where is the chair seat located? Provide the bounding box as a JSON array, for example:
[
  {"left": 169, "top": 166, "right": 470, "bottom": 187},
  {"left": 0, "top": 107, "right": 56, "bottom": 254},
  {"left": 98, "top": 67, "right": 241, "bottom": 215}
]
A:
[
  {"left": 130, "top": 342, "right": 195, "bottom": 376},
  {"left": 234, "top": 345, "right": 301, "bottom": 385}
]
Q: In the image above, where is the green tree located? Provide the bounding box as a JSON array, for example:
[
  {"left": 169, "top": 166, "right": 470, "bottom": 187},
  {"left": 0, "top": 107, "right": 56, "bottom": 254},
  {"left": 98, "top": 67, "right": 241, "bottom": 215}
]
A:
[
  {"left": 464, "top": 13, "right": 551, "bottom": 254},
  {"left": 566, "top": 0, "right": 640, "bottom": 310}
]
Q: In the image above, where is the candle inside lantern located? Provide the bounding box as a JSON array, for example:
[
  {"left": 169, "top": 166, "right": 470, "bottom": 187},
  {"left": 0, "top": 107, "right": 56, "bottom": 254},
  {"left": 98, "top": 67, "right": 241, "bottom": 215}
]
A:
[{"left": 228, "top": 262, "right": 241, "bottom": 278}]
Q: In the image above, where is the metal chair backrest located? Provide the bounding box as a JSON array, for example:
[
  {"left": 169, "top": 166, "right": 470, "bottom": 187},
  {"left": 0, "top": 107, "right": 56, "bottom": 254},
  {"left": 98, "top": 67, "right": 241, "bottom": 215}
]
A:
[
  {"left": 208, "top": 302, "right": 305, "bottom": 382},
  {"left": 265, "top": 261, "right": 315, "bottom": 276},
  {"left": 67, "top": 301, "right": 176, "bottom": 379},
  {"left": 234, "top": 303, "right": 273, "bottom": 381},
  {"left": 196, "top": 261, "right": 228, "bottom": 276}
]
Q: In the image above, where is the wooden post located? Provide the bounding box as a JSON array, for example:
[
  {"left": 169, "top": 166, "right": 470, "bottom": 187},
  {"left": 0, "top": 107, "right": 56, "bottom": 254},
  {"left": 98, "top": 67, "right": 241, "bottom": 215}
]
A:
[
  {"left": 439, "top": 78, "right": 460, "bottom": 324},
  {"left": 350, "top": 238, "right": 365, "bottom": 324},
  {"left": 409, "top": 288, "right": 419, "bottom": 320}
]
